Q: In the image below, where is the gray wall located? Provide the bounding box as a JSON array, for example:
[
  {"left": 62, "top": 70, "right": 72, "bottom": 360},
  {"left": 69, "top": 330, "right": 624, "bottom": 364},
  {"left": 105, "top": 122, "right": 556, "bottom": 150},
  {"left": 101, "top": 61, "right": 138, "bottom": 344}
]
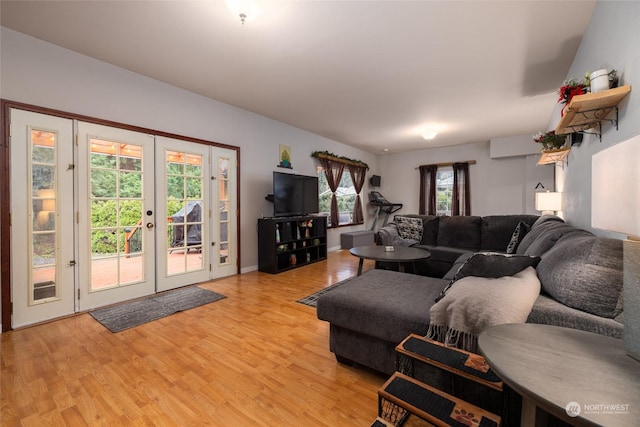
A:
[
  {"left": 0, "top": 27, "right": 378, "bottom": 274},
  {"left": 551, "top": 1, "right": 640, "bottom": 236},
  {"left": 377, "top": 140, "right": 553, "bottom": 217}
]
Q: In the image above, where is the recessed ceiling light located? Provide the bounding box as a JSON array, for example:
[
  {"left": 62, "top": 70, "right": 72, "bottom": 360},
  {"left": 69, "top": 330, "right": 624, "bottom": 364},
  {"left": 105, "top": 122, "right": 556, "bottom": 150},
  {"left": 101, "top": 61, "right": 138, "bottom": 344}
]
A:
[{"left": 383, "top": 148, "right": 389, "bottom": 152}]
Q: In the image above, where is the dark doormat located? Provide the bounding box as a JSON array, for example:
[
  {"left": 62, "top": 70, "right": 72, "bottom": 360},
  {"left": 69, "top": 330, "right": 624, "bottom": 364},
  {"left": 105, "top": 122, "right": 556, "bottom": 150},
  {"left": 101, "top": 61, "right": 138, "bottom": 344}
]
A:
[
  {"left": 89, "top": 286, "right": 226, "bottom": 332},
  {"left": 296, "top": 276, "right": 354, "bottom": 307}
]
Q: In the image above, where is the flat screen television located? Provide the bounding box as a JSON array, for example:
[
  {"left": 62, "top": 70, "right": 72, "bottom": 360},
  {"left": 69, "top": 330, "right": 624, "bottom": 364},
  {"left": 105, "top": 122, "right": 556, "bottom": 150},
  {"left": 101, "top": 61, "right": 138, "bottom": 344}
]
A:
[{"left": 273, "top": 171, "right": 319, "bottom": 217}]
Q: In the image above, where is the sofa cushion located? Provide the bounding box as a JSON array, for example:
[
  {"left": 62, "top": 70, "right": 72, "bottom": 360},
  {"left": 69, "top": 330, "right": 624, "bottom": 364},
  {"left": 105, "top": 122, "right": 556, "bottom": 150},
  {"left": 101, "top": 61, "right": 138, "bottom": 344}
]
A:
[
  {"left": 442, "top": 252, "right": 475, "bottom": 281},
  {"left": 481, "top": 215, "right": 538, "bottom": 252},
  {"left": 377, "top": 223, "right": 419, "bottom": 247},
  {"left": 506, "top": 221, "right": 531, "bottom": 254},
  {"left": 394, "top": 214, "right": 439, "bottom": 245},
  {"left": 420, "top": 216, "right": 440, "bottom": 245},
  {"left": 528, "top": 294, "right": 623, "bottom": 338},
  {"left": 316, "top": 269, "right": 446, "bottom": 343},
  {"left": 516, "top": 216, "right": 592, "bottom": 257},
  {"left": 536, "top": 236, "right": 624, "bottom": 318},
  {"left": 436, "top": 252, "right": 541, "bottom": 302},
  {"left": 531, "top": 214, "right": 565, "bottom": 228},
  {"left": 395, "top": 216, "right": 423, "bottom": 241},
  {"left": 450, "top": 252, "right": 541, "bottom": 281},
  {"left": 437, "top": 216, "right": 482, "bottom": 250}
]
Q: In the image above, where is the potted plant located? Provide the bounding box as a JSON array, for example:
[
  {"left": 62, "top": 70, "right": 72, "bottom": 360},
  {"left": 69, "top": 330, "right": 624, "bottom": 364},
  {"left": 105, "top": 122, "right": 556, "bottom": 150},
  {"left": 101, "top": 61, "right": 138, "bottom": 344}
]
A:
[
  {"left": 534, "top": 130, "right": 568, "bottom": 151},
  {"left": 558, "top": 78, "right": 588, "bottom": 105}
]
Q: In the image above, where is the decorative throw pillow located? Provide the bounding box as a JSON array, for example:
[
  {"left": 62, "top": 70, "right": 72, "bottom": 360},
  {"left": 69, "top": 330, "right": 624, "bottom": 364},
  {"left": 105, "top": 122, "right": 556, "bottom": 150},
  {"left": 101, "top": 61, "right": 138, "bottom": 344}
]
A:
[
  {"left": 395, "top": 216, "right": 423, "bottom": 242},
  {"left": 435, "top": 252, "right": 541, "bottom": 302},
  {"left": 506, "top": 221, "right": 531, "bottom": 254}
]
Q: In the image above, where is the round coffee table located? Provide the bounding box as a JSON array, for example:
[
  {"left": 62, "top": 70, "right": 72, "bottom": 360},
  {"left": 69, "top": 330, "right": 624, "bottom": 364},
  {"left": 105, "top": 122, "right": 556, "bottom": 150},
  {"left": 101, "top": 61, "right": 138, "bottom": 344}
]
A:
[{"left": 349, "top": 245, "right": 431, "bottom": 276}]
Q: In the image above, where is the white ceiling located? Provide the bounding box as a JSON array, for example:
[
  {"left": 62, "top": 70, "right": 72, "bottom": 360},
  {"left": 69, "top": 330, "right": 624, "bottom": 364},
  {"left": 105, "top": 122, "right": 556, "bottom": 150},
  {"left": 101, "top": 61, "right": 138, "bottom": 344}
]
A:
[{"left": 0, "top": 0, "right": 596, "bottom": 153}]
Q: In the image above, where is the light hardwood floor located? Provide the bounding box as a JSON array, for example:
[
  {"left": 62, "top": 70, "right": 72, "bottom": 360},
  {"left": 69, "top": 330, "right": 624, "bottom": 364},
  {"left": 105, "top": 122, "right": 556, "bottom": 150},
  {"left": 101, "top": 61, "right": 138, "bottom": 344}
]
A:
[{"left": 1, "top": 250, "right": 392, "bottom": 426}]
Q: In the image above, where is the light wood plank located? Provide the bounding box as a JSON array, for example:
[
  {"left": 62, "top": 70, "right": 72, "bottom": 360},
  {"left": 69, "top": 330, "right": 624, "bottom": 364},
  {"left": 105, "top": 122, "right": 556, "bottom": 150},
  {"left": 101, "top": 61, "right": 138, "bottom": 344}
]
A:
[{"left": 2, "top": 250, "right": 387, "bottom": 426}]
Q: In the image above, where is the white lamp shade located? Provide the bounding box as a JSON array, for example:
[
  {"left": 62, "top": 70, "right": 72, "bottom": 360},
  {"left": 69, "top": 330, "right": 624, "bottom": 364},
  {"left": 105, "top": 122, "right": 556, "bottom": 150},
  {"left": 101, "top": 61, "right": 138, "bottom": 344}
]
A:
[
  {"left": 535, "top": 191, "right": 562, "bottom": 212},
  {"left": 39, "top": 188, "right": 56, "bottom": 212},
  {"left": 592, "top": 134, "right": 640, "bottom": 236}
]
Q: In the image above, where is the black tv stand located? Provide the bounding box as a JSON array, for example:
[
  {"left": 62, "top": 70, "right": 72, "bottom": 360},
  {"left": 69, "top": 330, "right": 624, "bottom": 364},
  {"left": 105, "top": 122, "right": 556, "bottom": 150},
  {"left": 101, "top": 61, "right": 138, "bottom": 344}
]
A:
[{"left": 257, "top": 215, "right": 327, "bottom": 273}]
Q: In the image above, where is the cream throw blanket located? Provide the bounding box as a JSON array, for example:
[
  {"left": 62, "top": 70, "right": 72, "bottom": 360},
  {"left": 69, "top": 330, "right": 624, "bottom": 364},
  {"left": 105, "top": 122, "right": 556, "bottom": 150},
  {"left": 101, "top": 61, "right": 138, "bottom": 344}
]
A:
[{"left": 426, "top": 266, "right": 541, "bottom": 353}]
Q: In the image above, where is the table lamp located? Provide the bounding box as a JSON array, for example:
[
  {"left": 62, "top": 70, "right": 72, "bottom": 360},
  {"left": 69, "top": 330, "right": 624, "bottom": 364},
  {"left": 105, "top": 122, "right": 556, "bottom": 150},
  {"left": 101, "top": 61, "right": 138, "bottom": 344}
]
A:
[
  {"left": 592, "top": 134, "right": 640, "bottom": 361},
  {"left": 535, "top": 191, "right": 562, "bottom": 216}
]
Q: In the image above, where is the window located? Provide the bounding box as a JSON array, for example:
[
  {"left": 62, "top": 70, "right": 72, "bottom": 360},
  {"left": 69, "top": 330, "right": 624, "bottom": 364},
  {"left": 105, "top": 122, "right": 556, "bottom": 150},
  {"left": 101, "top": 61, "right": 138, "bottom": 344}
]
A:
[
  {"left": 419, "top": 162, "right": 472, "bottom": 216},
  {"left": 318, "top": 168, "right": 356, "bottom": 226},
  {"left": 436, "top": 169, "right": 453, "bottom": 216}
]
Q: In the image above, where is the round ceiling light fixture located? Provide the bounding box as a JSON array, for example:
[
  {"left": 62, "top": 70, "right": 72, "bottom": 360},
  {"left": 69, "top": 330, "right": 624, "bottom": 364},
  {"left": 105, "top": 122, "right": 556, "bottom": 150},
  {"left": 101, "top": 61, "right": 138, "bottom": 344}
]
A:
[
  {"left": 226, "top": 0, "right": 264, "bottom": 25},
  {"left": 421, "top": 130, "right": 438, "bottom": 140}
]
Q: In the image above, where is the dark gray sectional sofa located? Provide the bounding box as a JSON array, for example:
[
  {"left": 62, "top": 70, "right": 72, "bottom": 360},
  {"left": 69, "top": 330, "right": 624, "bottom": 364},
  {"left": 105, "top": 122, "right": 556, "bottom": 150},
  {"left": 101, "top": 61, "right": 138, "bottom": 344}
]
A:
[
  {"left": 316, "top": 215, "right": 624, "bottom": 376},
  {"left": 376, "top": 214, "right": 539, "bottom": 277}
]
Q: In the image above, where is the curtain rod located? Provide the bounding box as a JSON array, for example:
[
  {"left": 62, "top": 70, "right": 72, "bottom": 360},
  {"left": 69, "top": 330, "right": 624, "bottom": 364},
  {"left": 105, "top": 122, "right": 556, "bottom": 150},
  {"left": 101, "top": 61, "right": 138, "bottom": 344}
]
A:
[{"left": 415, "top": 160, "right": 477, "bottom": 169}]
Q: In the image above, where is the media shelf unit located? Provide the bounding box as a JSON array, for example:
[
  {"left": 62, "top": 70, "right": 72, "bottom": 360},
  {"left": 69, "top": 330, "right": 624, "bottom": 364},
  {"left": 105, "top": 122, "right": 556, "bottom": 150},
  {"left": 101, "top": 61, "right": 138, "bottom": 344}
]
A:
[{"left": 258, "top": 215, "right": 328, "bottom": 274}]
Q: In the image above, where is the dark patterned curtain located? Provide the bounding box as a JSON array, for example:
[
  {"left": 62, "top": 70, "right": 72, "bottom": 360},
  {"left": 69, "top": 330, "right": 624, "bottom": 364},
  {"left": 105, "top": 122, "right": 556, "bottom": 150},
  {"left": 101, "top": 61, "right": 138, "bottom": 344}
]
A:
[
  {"left": 349, "top": 165, "right": 367, "bottom": 224},
  {"left": 319, "top": 158, "right": 344, "bottom": 227},
  {"left": 452, "top": 162, "right": 471, "bottom": 216},
  {"left": 419, "top": 165, "right": 438, "bottom": 215}
]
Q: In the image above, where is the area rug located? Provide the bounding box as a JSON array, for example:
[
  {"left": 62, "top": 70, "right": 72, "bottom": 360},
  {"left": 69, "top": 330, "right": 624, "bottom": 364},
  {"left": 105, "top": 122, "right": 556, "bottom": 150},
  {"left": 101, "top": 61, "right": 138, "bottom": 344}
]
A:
[
  {"left": 297, "top": 276, "right": 355, "bottom": 307},
  {"left": 89, "top": 286, "right": 226, "bottom": 332}
]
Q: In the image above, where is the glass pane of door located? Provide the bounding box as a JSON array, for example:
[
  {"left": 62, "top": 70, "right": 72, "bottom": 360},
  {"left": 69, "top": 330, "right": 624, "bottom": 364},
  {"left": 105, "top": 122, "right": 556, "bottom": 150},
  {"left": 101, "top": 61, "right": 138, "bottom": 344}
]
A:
[
  {"left": 89, "top": 139, "right": 145, "bottom": 289},
  {"left": 218, "top": 158, "right": 230, "bottom": 266},
  {"left": 31, "top": 131, "right": 58, "bottom": 302},
  {"left": 166, "top": 150, "right": 204, "bottom": 276}
]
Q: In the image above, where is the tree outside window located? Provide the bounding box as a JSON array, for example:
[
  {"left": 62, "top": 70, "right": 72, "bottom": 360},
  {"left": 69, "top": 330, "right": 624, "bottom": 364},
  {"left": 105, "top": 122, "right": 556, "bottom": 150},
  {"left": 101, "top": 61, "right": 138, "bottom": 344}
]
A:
[
  {"left": 318, "top": 168, "right": 356, "bottom": 226},
  {"left": 436, "top": 169, "right": 453, "bottom": 216}
]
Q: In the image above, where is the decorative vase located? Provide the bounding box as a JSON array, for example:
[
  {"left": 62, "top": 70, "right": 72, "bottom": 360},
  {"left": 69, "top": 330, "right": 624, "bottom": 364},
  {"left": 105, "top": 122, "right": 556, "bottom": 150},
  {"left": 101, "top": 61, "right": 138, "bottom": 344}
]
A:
[{"left": 590, "top": 69, "right": 609, "bottom": 93}]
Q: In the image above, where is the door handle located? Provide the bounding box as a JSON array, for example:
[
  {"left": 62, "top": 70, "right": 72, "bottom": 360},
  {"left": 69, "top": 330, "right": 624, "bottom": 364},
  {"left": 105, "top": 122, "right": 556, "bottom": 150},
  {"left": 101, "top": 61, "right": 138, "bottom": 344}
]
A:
[{"left": 146, "top": 222, "right": 154, "bottom": 229}]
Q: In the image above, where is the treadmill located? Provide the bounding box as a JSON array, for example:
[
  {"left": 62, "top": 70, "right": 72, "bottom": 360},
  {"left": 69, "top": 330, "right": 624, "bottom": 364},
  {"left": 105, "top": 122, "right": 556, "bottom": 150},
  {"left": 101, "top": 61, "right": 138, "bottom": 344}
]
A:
[{"left": 369, "top": 191, "right": 403, "bottom": 231}]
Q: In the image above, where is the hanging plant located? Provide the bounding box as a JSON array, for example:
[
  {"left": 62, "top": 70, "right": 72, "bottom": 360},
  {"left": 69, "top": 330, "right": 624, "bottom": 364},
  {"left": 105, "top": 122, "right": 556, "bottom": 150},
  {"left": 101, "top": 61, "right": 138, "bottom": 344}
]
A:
[
  {"left": 311, "top": 150, "right": 369, "bottom": 169},
  {"left": 533, "top": 130, "right": 568, "bottom": 151}
]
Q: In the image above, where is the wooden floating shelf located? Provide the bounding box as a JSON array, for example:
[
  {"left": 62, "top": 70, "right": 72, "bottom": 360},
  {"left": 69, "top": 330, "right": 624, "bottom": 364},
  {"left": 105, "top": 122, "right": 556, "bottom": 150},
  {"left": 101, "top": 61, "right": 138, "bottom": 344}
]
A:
[
  {"left": 538, "top": 147, "right": 570, "bottom": 165},
  {"left": 555, "top": 85, "right": 631, "bottom": 135}
]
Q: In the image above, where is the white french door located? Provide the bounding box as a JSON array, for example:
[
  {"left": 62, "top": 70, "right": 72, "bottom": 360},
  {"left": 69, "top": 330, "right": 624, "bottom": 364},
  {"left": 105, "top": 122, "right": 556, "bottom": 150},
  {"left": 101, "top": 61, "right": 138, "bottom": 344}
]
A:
[
  {"left": 155, "top": 140, "right": 238, "bottom": 289},
  {"left": 76, "top": 123, "right": 156, "bottom": 309},
  {"left": 8, "top": 109, "right": 238, "bottom": 327},
  {"left": 211, "top": 146, "right": 237, "bottom": 279},
  {"left": 10, "top": 109, "right": 76, "bottom": 327},
  {"left": 155, "top": 137, "right": 210, "bottom": 291}
]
